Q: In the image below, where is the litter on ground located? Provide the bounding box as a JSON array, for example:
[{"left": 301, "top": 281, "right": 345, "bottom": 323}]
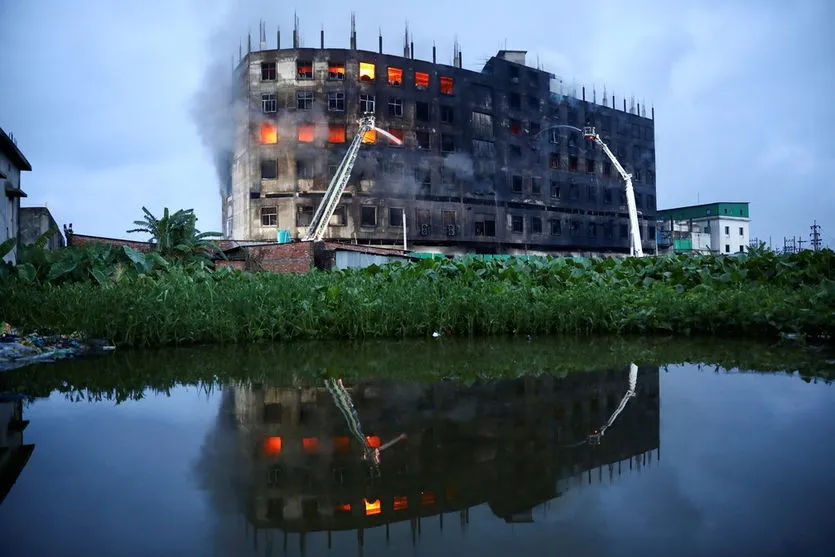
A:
[{"left": 0, "top": 322, "right": 115, "bottom": 372}]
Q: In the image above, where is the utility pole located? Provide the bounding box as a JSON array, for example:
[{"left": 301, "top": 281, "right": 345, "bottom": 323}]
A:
[
  {"left": 797, "top": 236, "right": 806, "bottom": 251},
  {"left": 810, "top": 220, "right": 822, "bottom": 251}
]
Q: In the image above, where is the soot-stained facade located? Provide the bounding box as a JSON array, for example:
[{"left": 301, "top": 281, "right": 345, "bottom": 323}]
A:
[{"left": 225, "top": 33, "right": 657, "bottom": 255}]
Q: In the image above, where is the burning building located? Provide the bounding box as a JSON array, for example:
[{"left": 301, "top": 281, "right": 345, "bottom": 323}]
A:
[{"left": 222, "top": 18, "right": 657, "bottom": 256}]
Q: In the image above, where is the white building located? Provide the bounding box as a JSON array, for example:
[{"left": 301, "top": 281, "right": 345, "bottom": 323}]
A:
[
  {"left": 1, "top": 128, "right": 32, "bottom": 265},
  {"left": 657, "top": 202, "right": 750, "bottom": 255}
]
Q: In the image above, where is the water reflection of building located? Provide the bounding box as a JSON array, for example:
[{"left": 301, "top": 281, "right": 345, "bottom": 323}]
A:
[
  {"left": 229, "top": 367, "right": 660, "bottom": 548},
  {"left": 0, "top": 394, "right": 35, "bottom": 504}
]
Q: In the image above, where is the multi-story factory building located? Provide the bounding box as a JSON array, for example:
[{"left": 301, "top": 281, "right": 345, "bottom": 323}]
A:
[{"left": 224, "top": 26, "right": 657, "bottom": 255}]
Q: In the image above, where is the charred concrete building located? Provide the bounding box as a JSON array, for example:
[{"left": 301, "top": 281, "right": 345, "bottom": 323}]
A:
[{"left": 224, "top": 21, "right": 657, "bottom": 255}]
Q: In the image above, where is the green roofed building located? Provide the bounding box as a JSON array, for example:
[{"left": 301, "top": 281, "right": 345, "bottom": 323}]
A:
[{"left": 656, "top": 202, "right": 749, "bottom": 255}]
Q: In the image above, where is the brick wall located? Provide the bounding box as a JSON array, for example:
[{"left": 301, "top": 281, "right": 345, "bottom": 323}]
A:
[
  {"left": 250, "top": 241, "right": 315, "bottom": 273},
  {"left": 67, "top": 233, "right": 153, "bottom": 252}
]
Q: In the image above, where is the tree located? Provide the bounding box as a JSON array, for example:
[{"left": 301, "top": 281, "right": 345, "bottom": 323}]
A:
[{"left": 127, "top": 207, "right": 224, "bottom": 261}]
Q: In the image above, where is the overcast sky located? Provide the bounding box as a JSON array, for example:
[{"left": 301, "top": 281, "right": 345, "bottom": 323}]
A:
[{"left": 1, "top": 0, "right": 833, "bottom": 247}]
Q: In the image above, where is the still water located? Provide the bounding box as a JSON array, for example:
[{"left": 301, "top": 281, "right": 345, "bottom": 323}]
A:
[{"left": 1, "top": 339, "right": 834, "bottom": 557}]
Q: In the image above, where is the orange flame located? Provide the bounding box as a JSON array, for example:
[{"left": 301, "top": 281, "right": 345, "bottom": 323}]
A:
[
  {"left": 264, "top": 436, "right": 282, "bottom": 456},
  {"left": 298, "top": 125, "right": 315, "bottom": 143},
  {"left": 329, "top": 125, "right": 346, "bottom": 143},
  {"left": 415, "top": 72, "right": 429, "bottom": 89},
  {"left": 362, "top": 129, "right": 376, "bottom": 144},
  {"left": 260, "top": 123, "right": 277, "bottom": 144},
  {"left": 440, "top": 76, "right": 454, "bottom": 95},
  {"left": 393, "top": 496, "right": 408, "bottom": 511},
  {"left": 302, "top": 437, "right": 319, "bottom": 453},
  {"left": 364, "top": 499, "right": 381, "bottom": 515},
  {"left": 366, "top": 435, "right": 381, "bottom": 448}
]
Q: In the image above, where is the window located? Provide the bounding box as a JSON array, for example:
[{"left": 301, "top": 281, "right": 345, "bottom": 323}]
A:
[
  {"left": 360, "top": 206, "right": 377, "bottom": 227},
  {"left": 511, "top": 215, "right": 523, "bottom": 234},
  {"left": 586, "top": 159, "right": 595, "bottom": 173},
  {"left": 588, "top": 186, "right": 597, "bottom": 202},
  {"left": 528, "top": 95, "right": 539, "bottom": 110},
  {"left": 328, "top": 62, "right": 345, "bottom": 80},
  {"left": 550, "top": 219, "right": 562, "bottom": 235},
  {"left": 472, "top": 112, "right": 493, "bottom": 138},
  {"left": 261, "top": 93, "right": 276, "bottom": 113},
  {"left": 440, "top": 105, "right": 454, "bottom": 124},
  {"left": 261, "top": 207, "right": 277, "bottom": 226},
  {"left": 260, "top": 122, "right": 277, "bottom": 144},
  {"left": 739, "top": 245, "right": 745, "bottom": 253},
  {"left": 261, "top": 62, "right": 276, "bottom": 81},
  {"left": 725, "top": 244, "right": 730, "bottom": 253},
  {"left": 588, "top": 222, "right": 597, "bottom": 237},
  {"left": 531, "top": 177, "right": 542, "bottom": 195},
  {"left": 510, "top": 119, "right": 522, "bottom": 135},
  {"left": 387, "top": 67, "right": 403, "bottom": 86},
  {"left": 475, "top": 217, "right": 496, "bottom": 237},
  {"left": 389, "top": 207, "right": 404, "bottom": 227},
  {"left": 529, "top": 121, "right": 541, "bottom": 136},
  {"left": 603, "top": 161, "right": 612, "bottom": 176},
  {"left": 296, "top": 61, "right": 313, "bottom": 80},
  {"left": 442, "top": 211, "right": 457, "bottom": 229},
  {"left": 549, "top": 153, "right": 560, "bottom": 169},
  {"left": 512, "top": 175, "right": 523, "bottom": 193},
  {"left": 649, "top": 225, "right": 656, "bottom": 238},
  {"left": 441, "top": 134, "right": 455, "bottom": 153},
  {"left": 531, "top": 216, "right": 542, "bottom": 234},
  {"left": 260, "top": 159, "right": 277, "bottom": 179},
  {"left": 416, "top": 101, "right": 430, "bottom": 122},
  {"left": 359, "top": 62, "right": 375, "bottom": 81},
  {"left": 330, "top": 206, "right": 347, "bottom": 226},
  {"left": 604, "top": 222, "right": 614, "bottom": 239},
  {"left": 550, "top": 181, "right": 560, "bottom": 199},
  {"left": 297, "top": 205, "right": 314, "bottom": 226},
  {"left": 472, "top": 139, "right": 495, "bottom": 158},
  {"left": 359, "top": 94, "right": 375, "bottom": 114},
  {"left": 297, "top": 125, "right": 314, "bottom": 142},
  {"left": 328, "top": 125, "right": 346, "bottom": 143},
  {"left": 739, "top": 227, "right": 744, "bottom": 235},
  {"left": 387, "top": 128, "right": 404, "bottom": 144},
  {"left": 509, "top": 92, "right": 521, "bottom": 109},
  {"left": 388, "top": 98, "right": 403, "bottom": 117},
  {"left": 620, "top": 224, "right": 628, "bottom": 238},
  {"left": 415, "top": 71, "right": 429, "bottom": 90},
  {"left": 603, "top": 188, "right": 612, "bottom": 204},
  {"left": 570, "top": 220, "right": 581, "bottom": 236},
  {"left": 509, "top": 145, "right": 521, "bottom": 159},
  {"left": 440, "top": 76, "right": 454, "bottom": 95},
  {"left": 296, "top": 159, "right": 314, "bottom": 179},
  {"left": 362, "top": 129, "right": 376, "bottom": 144},
  {"left": 725, "top": 226, "right": 730, "bottom": 235},
  {"left": 416, "top": 131, "right": 430, "bottom": 150},
  {"left": 297, "top": 91, "right": 313, "bottom": 110},
  {"left": 569, "top": 156, "right": 578, "bottom": 171},
  {"left": 328, "top": 92, "right": 345, "bottom": 111}
]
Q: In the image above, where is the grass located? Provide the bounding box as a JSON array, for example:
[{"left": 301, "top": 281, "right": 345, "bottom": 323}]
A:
[
  {"left": 0, "top": 249, "right": 833, "bottom": 347},
  {"left": 2, "top": 336, "right": 833, "bottom": 403}
]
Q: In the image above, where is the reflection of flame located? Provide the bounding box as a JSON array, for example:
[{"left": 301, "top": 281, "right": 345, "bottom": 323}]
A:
[
  {"left": 333, "top": 436, "right": 350, "bottom": 452},
  {"left": 335, "top": 503, "right": 351, "bottom": 512},
  {"left": 364, "top": 499, "right": 381, "bottom": 515},
  {"left": 366, "top": 435, "right": 381, "bottom": 448},
  {"left": 393, "top": 496, "right": 408, "bottom": 511},
  {"left": 420, "top": 491, "right": 436, "bottom": 506},
  {"left": 260, "top": 123, "right": 277, "bottom": 144},
  {"left": 264, "top": 436, "right": 282, "bottom": 455},
  {"left": 302, "top": 437, "right": 319, "bottom": 453}
]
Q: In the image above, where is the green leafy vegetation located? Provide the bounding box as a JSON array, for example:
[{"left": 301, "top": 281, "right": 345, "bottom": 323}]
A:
[
  {"left": 127, "top": 206, "right": 223, "bottom": 262},
  {"left": 1, "top": 337, "right": 832, "bottom": 403},
  {"left": 1, "top": 248, "right": 833, "bottom": 347}
]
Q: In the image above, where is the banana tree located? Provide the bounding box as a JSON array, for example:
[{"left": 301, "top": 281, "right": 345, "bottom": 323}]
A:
[{"left": 127, "top": 207, "right": 224, "bottom": 261}]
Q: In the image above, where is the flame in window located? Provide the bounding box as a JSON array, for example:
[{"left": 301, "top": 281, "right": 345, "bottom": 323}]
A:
[
  {"left": 329, "top": 125, "right": 346, "bottom": 143},
  {"left": 302, "top": 437, "right": 319, "bottom": 452},
  {"left": 420, "top": 491, "right": 436, "bottom": 506},
  {"left": 415, "top": 72, "right": 429, "bottom": 89},
  {"left": 260, "top": 123, "right": 277, "bottom": 144},
  {"left": 362, "top": 129, "right": 376, "bottom": 144},
  {"left": 387, "top": 67, "right": 403, "bottom": 86},
  {"left": 440, "top": 76, "right": 454, "bottom": 95},
  {"left": 264, "top": 436, "right": 282, "bottom": 456},
  {"left": 328, "top": 63, "right": 345, "bottom": 79},
  {"left": 364, "top": 499, "right": 381, "bottom": 515},
  {"left": 333, "top": 436, "right": 350, "bottom": 452},
  {"left": 359, "top": 62, "right": 375, "bottom": 81},
  {"left": 298, "top": 125, "right": 315, "bottom": 142},
  {"left": 387, "top": 128, "right": 404, "bottom": 144}
]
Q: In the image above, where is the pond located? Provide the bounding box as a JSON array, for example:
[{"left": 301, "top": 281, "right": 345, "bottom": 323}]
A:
[{"left": 1, "top": 338, "right": 834, "bottom": 557}]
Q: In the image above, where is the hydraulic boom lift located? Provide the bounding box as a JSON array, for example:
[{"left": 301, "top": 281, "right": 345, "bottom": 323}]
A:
[
  {"left": 583, "top": 127, "right": 644, "bottom": 257},
  {"left": 302, "top": 114, "right": 402, "bottom": 242},
  {"left": 588, "top": 363, "right": 638, "bottom": 445}
]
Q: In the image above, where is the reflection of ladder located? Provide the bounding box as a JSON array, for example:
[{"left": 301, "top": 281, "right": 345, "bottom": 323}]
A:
[
  {"left": 302, "top": 114, "right": 376, "bottom": 242},
  {"left": 323, "top": 379, "right": 377, "bottom": 465},
  {"left": 589, "top": 363, "right": 638, "bottom": 445}
]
